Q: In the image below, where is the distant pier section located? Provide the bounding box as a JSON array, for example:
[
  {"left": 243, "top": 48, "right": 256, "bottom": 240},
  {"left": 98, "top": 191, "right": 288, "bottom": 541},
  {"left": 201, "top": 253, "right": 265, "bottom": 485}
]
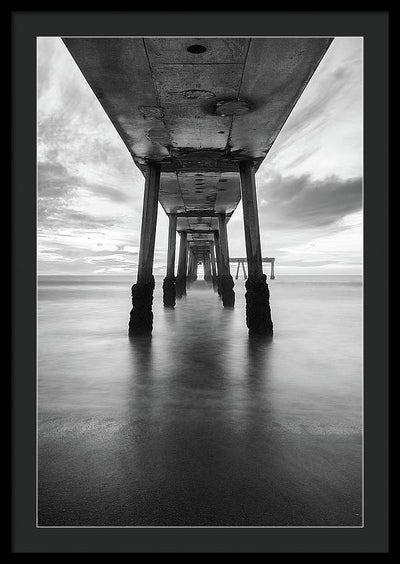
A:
[{"left": 230, "top": 257, "right": 275, "bottom": 280}]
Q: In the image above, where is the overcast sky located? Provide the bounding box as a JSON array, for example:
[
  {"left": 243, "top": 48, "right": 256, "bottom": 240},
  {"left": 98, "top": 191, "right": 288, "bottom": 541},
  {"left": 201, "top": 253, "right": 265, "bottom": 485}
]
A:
[{"left": 37, "top": 37, "right": 363, "bottom": 276}]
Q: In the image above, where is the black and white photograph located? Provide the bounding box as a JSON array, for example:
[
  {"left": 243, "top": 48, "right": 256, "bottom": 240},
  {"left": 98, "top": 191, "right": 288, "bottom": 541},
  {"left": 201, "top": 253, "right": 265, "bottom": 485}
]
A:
[
  {"left": 11, "top": 12, "right": 389, "bottom": 552},
  {"left": 36, "top": 34, "right": 365, "bottom": 528}
]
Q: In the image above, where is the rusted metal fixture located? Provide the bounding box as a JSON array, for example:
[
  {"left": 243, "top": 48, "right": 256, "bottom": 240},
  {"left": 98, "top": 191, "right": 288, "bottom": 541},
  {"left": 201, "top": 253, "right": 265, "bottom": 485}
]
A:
[{"left": 214, "top": 98, "right": 251, "bottom": 117}]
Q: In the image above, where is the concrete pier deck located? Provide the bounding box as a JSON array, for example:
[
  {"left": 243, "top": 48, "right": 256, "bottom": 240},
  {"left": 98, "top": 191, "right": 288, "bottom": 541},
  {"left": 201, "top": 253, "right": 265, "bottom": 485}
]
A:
[{"left": 63, "top": 37, "right": 332, "bottom": 257}]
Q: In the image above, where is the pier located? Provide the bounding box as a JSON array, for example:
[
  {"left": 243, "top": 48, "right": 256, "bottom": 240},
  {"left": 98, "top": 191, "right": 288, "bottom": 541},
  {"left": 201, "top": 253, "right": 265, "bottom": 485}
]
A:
[
  {"left": 230, "top": 257, "right": 276, "bottom": 280},
  {"left": 63, "top": 37, "right": 332, "bottom": 336}
]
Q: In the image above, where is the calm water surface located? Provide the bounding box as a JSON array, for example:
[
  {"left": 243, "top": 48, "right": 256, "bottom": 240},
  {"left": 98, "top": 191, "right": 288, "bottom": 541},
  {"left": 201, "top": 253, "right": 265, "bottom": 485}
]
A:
[{"left": 38, "top": 275, "right": 362, "bottom": 526}]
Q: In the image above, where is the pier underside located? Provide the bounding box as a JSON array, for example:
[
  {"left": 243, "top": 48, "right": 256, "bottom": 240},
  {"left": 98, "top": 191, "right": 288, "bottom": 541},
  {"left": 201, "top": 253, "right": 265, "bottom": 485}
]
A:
[{"left": 63, "top": 37, "right": 333, "bottom": 334}]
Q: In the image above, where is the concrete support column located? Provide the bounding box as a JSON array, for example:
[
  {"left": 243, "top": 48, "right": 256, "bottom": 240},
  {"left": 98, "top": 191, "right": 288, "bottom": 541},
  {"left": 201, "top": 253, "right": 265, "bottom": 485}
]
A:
[
  {"left": 176, "top": 231, "right": 188, "bottom": 299},
  {"left": 187, "top": 248, "right": 197, "bottom": 286},
  {"left": 129, "top": 162, "right": 161, "bottom": 336},
  {"left": 163, "top": 213, "right": 177, "bottom": 308},
  {"left": 187, "top": 248, "right": 194, "bottom": 283},
  {"left": 210, "top": 241, "right": 218, "bottom": 291},
  {"left": 214, "top": 230, "right": 223, "bottom": 297},
  {"left": 270, "top": 258, "right": 275, "bottom": 280},
  {"left": 239, "top": 160, "right": 273, "bottom": 335},
  {"left": 204, "top": 252, "right": 212, "bottom": 284},
  {"left": 217, "top": 214, "right": 235, "bottom": 308}
]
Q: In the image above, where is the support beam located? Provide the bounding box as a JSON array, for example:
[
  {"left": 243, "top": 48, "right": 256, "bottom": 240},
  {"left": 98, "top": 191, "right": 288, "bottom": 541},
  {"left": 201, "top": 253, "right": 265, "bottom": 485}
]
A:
[
  {"left": 163, "top": 213, "right": 177, "bottom": 308},
  {"left": 217, "top": 214, "right": 235, "bottom": 308},
  {"left": 239, "top": 160, "right": 273, "bottom": 335},
  {"left": 129, "top": 162, "right": 161, "bottom": 336},
  {"left": 176, "top": 231, "right": 188, "bottom": 299},
  {"left": 242, "top": 261, "right": 248, "bottom": 280}
]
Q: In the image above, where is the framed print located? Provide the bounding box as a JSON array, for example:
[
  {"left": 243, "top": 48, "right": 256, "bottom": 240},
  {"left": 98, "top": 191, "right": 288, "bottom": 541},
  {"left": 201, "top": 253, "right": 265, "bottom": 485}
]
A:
[{"left": 12, "top": 10, "right": 389, "bottom": 554}]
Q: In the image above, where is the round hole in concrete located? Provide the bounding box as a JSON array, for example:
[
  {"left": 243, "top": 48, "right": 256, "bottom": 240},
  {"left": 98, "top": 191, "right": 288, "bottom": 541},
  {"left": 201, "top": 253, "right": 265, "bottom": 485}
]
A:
[{"left": 187, "top": 44, "right": 207, "bottom": 54}]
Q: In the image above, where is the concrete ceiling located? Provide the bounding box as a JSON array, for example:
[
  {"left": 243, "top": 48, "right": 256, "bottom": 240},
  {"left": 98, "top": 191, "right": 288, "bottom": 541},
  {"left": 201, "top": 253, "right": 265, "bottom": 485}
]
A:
[{"left": 62, "top": 37, "right": 332, "bottom": 248}]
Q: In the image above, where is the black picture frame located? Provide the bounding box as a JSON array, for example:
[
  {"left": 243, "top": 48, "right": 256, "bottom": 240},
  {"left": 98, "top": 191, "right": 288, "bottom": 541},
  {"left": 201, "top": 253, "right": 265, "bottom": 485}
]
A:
[{"left": 12, "top": 10, "right": 389, "bottom": 553}]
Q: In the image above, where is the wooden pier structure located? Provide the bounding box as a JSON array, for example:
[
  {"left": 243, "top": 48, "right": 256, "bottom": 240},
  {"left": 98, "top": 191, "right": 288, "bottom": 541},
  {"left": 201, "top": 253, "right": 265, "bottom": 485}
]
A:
[{"left": 63, "top": 37, "right": 332, "bottom": 336}]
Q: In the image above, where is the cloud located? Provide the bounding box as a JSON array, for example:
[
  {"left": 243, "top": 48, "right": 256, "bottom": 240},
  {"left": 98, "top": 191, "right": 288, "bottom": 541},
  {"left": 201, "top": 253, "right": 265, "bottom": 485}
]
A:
[
  {"left": 38, "top": 161, "right": 80, "bottom": 199},
  {"left": 61, "top": 211, "right": 117, "bottom": 228},
  {"left": 278, "top": 64, "right": 355, "bottom": 141},
  {"left": 261, "top": 38, "right": 363, "bottom": 181},
  {"left": 37, "top": 37, "right": 363, "bottom": 275},
  {"left": 37, "top": 156, "right": 136, "bottom": 236},
  {"left": 258, "top": 173, "right": 362, "bottom": 229},
  {"left": 38, "top": 160, "right": 81, "bottom": 226},
  {"left": 82, "top": 182, "right": 132, "bottom": 204}
]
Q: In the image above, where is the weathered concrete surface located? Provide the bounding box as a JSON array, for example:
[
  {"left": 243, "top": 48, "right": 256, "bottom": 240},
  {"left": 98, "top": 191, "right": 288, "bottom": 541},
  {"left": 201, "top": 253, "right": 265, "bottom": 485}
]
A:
[
  {"left": 176, "top": 231, "right": 188, "bottom": 299},
  {"left": 163, "top": 214, "right": 177, "bottom": 307},
  {"left": 245, "top": 274, "right": 274, "bottom": 336},
  {"left": 162, "top": 276, "right": 176, "bottom": 308},
  {"left": 129, "top": 277, "right": 155, "bottom": 336}
]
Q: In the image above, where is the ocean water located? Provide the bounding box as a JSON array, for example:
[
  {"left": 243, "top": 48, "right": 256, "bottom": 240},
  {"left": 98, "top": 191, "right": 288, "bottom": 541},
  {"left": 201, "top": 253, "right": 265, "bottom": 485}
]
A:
[{"left": 38, "top": 275, "right": 362, "bottom": 526}]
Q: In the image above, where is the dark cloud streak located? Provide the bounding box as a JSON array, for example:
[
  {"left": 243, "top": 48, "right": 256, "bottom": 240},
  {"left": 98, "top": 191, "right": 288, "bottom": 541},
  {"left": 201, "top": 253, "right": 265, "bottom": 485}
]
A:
[
  {"left": 38, "top": 159, "right": 133, "bottom": 232},
  {"left": 259, "top": 173, "right": 362, "bottom": 229}
]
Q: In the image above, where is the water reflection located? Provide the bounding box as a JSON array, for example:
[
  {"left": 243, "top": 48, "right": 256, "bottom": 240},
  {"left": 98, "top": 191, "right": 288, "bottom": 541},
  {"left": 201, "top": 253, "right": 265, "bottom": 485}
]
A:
[
  {"left": 246, "top": 335, "right": 273, "bottom": 378},
  {"left": 38, "top": 275, "right": 362, "bottom": 526},
  {"left": 120, "top": 298, "right": 279, "bottom": 524},
  {"left": 128, "top": 335, "right": 153, "bottom": 374}
]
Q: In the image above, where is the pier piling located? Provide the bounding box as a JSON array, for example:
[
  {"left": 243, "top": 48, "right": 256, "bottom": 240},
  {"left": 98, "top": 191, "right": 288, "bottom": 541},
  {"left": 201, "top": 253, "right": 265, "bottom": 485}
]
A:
[
  {"left": 129, "top": 163, "right": 160, "bottom": 336},
  {"left": 239, "top": 161, "right": 273, "bottom": 335},
  {"left": 176, "top": 232, "right": 188, "bottom": 299},
  {"left": 163, "top": 213, "right": 177, "bottom": 308},
  {"left": 217, "top": 214, "right": 235, "bottom": 308},
  {"left": 210, "top": 241, "right": 218, "bottom": 291}
]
